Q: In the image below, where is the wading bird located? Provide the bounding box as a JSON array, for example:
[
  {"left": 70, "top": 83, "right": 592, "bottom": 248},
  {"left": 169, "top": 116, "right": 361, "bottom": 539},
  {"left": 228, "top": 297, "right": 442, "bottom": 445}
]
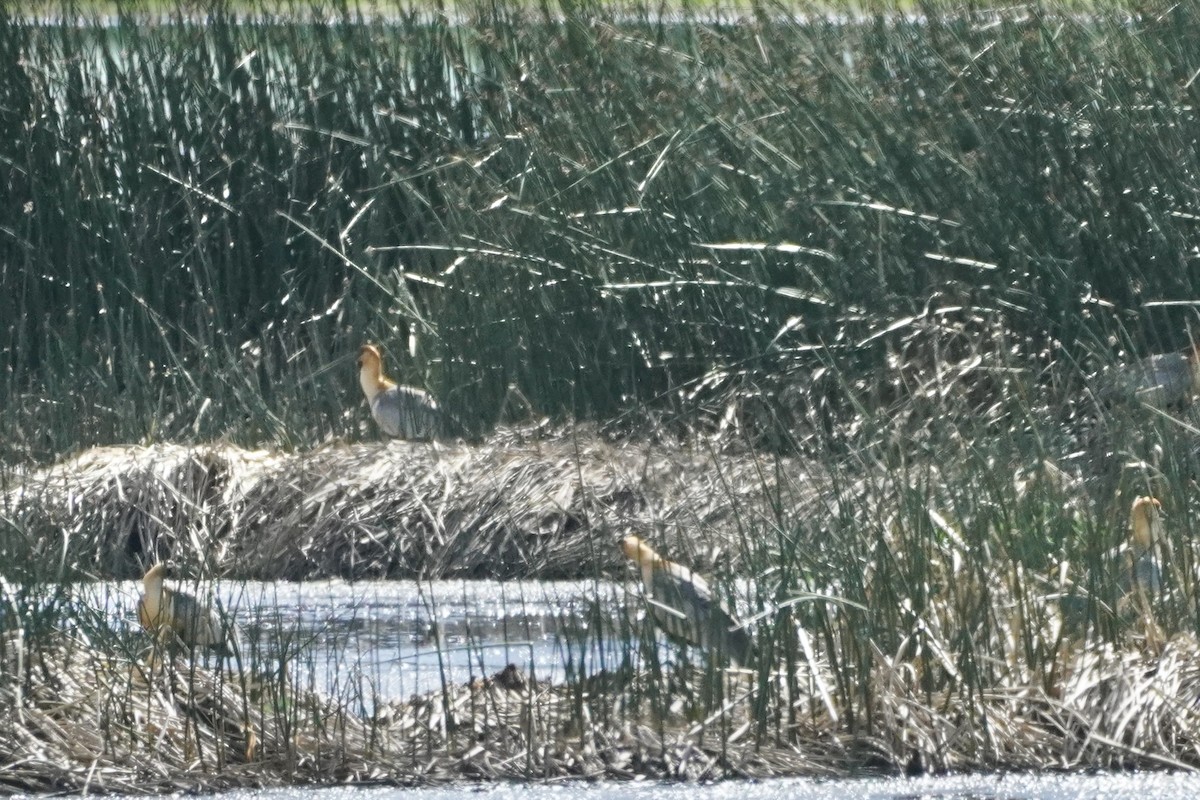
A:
[
  {"left": 137, "top": 563, "right": 231, "bottom": 656},
  {"left": 1098, "top": 345, "right": 1200, "bottom": 411},
  {"left": 357, "top": 344, "right": 443, "bottom": 440},
  {"left": 1052, "top": 495, "right": 1168, "bottom": 631},
  {"left": 1112, "top": 495, "right": 1169, "bottom": 650},
  {"left": 621, "top": 535, "right": 752, "bottom": 666},
  {"left": 1119, "top": 495, "right": 1165, "bottom": 598}
]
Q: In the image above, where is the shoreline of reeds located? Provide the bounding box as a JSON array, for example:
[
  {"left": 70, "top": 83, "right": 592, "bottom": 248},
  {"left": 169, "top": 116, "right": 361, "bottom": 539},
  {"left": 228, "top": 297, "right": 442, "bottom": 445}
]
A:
[
  {"left": 5, "top": 619, "right": 1200, "bottom": 794},
  {"left": 4, "top": 422, "right": 1200, "bottom": 793}
]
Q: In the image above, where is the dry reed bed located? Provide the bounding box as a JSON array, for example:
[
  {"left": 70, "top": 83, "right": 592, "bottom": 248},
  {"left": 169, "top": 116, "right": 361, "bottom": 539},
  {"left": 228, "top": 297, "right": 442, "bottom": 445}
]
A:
[
  {"left": 0, "top": 429, "right": 804, "bottom": 580},
  {"left": 4, "top": 623, "right": 1200, "bottom": 794},
  {"left": 7, "top": 429, "right": 1200, "bottom": 789}
]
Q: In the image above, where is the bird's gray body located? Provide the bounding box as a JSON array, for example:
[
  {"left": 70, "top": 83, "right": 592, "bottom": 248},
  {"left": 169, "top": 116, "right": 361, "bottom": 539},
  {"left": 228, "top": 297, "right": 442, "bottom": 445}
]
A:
[
  {"left": 1100, "top": 351, "right": 1198, "bottom": 410},
  {"left": 371, "top": 384, "right": 443, "bottom": 440},
  {"left": 138, "top": 564, "right": 232, "bottom": 656},
  {"left": 622, "top": 535, "right": 753, "bottom": 666},
  {"left": 358, "top": 344, "right": 444, "bottom": 440},
  {"left": 645, "top": 559, "right": 753, "bottom": 666},
  {"left": 1120, "top": 551, "right": 1162, "bottom": 596},
  {"left": 164, "top": 590, "right": 230, "bottom": 654}
]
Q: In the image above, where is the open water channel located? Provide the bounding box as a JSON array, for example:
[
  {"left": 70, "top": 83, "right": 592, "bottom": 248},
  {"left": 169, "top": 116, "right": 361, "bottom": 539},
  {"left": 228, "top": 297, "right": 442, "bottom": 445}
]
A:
[{"left": 97, "top": 578, "right": 615, "bottom": 699}]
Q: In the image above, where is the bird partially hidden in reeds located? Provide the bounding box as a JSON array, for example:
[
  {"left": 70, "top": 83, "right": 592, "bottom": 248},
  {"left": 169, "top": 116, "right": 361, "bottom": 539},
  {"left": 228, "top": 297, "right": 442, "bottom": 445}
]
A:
[
  {"left": 137, "top": 563, "right": 232, "bottom": 656},
  {"left": 1110, "top": 495, "right": 1169, "bottom": 651},
  {"left": 357, "top": 343, "right": 443, "bottom": 440},
  {"left": 1117, "top": 495, "right": 1165, "bottom": 600},
  {"left": 1055, "top": 496, "right": 1167, "bottom": 633},
  {"left": 621, "top": 535, "right": 753, "bottom": 667},
  {"left": 1095, "top": 345, "right": 1200, "bottom": 412}
]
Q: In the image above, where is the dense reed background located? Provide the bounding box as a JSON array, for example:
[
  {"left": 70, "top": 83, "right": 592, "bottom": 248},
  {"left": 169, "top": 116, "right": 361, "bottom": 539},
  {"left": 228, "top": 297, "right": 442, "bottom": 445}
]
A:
[{"left": 1, "top": 0, "right": 1197, "bottom": 463}]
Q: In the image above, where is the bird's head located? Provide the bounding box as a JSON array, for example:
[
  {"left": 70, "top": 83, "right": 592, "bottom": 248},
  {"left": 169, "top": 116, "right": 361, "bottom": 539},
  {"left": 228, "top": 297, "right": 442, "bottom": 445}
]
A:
[
  {"left": 143, "top": 562, "right": 171, "bottom": 583},
  {"left": 357, "top": 343, "right": 394, "bottom": 400},
  {"left": 1130, "top": 495, "right": 1164, "bottom": 552},
  {"left": 621, "top": 535, "right": 659, "bottom": 567},
  {"left": 358, "top": 344, "right": 383, "bottom": 371}
]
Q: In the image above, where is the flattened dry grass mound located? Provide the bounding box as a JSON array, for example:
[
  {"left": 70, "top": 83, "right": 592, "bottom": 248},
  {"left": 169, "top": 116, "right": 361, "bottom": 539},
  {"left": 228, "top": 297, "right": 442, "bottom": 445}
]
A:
[
  {"left": 1054, "top": 640, "right": 1200, "bottom": 769},
  {"left": 865, "top": 634, "right": 1200, "bottom": 774},
  {"left": 1, "top": 430, "right": 805, "bottom": 580},
  {"left": 1, "top": 444, "right": 287, "bottom": 579}
]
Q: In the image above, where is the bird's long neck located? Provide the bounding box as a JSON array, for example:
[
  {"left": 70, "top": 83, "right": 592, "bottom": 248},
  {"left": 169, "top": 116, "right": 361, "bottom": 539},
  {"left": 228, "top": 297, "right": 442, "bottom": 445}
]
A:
[
  {"left": 1131, "top": 505, "right": 1160, "bottom": 554},
  {"left": 634, "top": 544, "right": 661, "bottom": 587},
  {"left": 359, "top": 359, "right": 395, "bottom": 403},
  {"left": 143, "top": 572, "right": 165, "bottom": 618}
]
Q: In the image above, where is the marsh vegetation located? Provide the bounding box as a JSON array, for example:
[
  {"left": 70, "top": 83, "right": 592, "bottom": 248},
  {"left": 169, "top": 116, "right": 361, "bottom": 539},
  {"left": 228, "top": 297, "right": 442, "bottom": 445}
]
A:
[{"left": 4, "top": 0, "right": 1200, "bottom": 792}]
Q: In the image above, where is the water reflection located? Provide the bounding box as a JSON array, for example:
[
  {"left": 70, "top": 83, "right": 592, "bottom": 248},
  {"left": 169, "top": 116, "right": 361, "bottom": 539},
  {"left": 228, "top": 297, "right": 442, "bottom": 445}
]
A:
[{"left": 166, "top": 771, "right": 1200, "bottom": 800}]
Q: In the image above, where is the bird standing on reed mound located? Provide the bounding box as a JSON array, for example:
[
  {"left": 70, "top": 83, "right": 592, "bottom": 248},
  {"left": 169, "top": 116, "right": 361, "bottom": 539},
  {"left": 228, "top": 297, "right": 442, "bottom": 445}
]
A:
[
  {"left": 357, "top": 343, "right": 443, "bottom": 440},
  {"left": 1097, "top": 345, "right": 1200, "bottom": 411},
  {"left": 137, "top": 563, "right": 232, "bottom": 656},
  {"left": 621, "top": 535, "right": 753, "bottom": 666}
]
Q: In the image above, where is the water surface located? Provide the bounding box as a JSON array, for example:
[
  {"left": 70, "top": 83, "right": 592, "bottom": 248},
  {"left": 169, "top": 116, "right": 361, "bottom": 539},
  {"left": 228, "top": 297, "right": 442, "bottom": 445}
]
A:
[
  {"left": 97, "top": 577, "right": 627, "bottom": 699},
  {"left": 168, "top": 771, "right": 1200, "bottom": 800},
  {"left": 90, "top": 580, "right": 1200, "bottom": 799}
]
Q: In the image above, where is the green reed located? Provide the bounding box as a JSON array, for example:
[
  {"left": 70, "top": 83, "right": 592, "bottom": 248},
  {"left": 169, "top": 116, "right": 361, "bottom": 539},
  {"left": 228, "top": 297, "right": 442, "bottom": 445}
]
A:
[{"left": 0, "top": 1, "right": 1195, "bottom": 462}]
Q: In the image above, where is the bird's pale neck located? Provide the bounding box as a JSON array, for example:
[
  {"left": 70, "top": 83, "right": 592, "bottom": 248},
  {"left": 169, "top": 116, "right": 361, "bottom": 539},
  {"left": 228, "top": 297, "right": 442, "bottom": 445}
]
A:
[
  {"left": 622, "top": 538, "right": 662, "bottom": 584},
  {"left": 143, "top": 569, "right": 163, "bottom": 596},
  {"left": 359, "top": 359, "right": 395, "bottom": 403},
  {"left": 142, "top": 569, "right": 165, "bottom": 618},
  {"left": 1130, "top": 500, "right": 1162, "bottom": 553}
]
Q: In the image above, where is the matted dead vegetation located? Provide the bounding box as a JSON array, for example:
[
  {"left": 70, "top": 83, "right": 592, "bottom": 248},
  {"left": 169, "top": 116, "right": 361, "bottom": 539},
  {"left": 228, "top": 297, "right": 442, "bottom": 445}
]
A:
[
  {"left": 5, "top": 623, "right": 1200, "bottom": 794},
  {"left": 0, "top": 427, "right": 807, "bottom": 580},
  {"left": 5, "top": 421, "right": 1200, "bottom": 791}
]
